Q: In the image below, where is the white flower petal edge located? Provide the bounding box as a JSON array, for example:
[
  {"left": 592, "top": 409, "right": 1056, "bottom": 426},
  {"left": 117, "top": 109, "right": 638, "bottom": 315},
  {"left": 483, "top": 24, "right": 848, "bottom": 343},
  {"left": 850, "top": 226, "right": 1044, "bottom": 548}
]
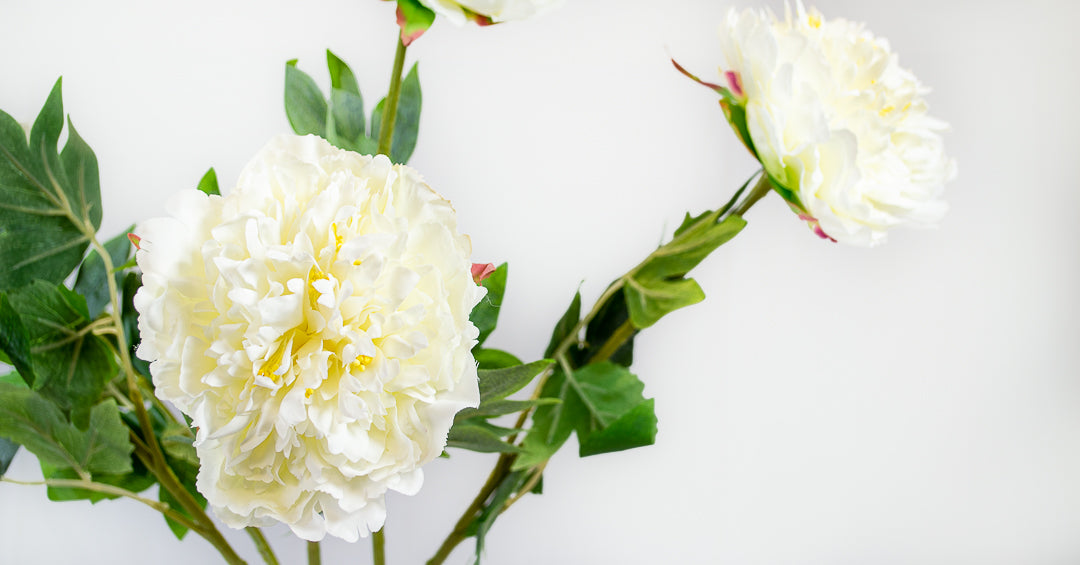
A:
[
  {"left": 720, "top": 2, "right": 956, "bottom": 246},
  {"left": 134, "top": 134, "right": 484, "bottom": 542},
  {"left": 419, "top": 0, "right": 562, "bottom": 25}
]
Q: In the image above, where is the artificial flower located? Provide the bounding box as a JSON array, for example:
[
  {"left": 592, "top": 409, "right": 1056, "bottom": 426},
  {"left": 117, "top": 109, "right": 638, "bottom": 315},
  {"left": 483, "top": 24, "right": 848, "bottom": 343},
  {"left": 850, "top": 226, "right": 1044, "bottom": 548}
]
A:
[
  {"left": 134, "top": 134, "right": 484, "bottom": 541},
  {"left": 719, "top": 1, "right": 955, "bottom": 245}
]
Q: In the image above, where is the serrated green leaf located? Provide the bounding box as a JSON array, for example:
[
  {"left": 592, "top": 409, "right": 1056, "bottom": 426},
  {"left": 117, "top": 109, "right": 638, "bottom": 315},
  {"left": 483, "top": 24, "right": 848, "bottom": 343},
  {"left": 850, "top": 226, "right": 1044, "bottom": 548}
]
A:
[
  {"left": 284, "top": 60, "right": 328, "bottom": 137},
  {"left": 370, "top": 63, "right": 422, "bottom": 164},
  {"left": 473, "top": 348, "right": 522, "bottom": 371},
  {"left": 0, "top": 78, "right": 100, "bottom": 290},
  {"left": 0, "top": 388, "right": 132, "bottom": 476},
  {"left": 544, "top": 291, "right": 580, "bottom": 358},
  {"left": 196, "top": 167, "right": 219, "bottom": 196},
  {"left": 0, "top": 436, "right": 17, "bottom": 476},
  {"left": 471, "top": 262, "right": 507, "bottom": 348},
  {"left": 478, "top": 360, "right": 552, "bottom": 403},
  {"left": 395, "top": 0, "right": 436, "bottom": 46},
  {"left": 4, "top": 281, "right": 118, "bottom": 423},
  {"left": 73, "top": 228, "right": 132, "bottom": 319},
  {"left": 446, "top": 421, "right": 521, "bottom": 454},
  {"left": 515, "top": 362, "right": 655, "bottom": 470},
  {"left": 623, "top": 214, "right": 745, "bottom": 329}
]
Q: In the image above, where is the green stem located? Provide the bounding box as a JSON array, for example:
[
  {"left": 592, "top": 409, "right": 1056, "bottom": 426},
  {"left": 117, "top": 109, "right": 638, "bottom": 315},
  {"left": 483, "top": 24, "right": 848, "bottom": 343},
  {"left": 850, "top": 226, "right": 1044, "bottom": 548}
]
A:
[
  {"left": 307, "top": 540, "right": 321, "bottom": 565},
  {"left": 246, "top": 528, "right": 281, "bottom": 565},
  {"left": 373, "top": 528, "right": 387, "bottom": 565},
  {"left": 377, "top": 37, "right": 409, "bottom": 157},
  {"left": 427, "top": 173, "right": 767, "bottom": 564}
]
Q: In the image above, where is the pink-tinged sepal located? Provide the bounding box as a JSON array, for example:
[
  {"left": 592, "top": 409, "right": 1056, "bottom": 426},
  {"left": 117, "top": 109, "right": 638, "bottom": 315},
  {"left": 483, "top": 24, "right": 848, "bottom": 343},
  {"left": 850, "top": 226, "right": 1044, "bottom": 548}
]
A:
[
  {"left": 462, "top": 8, "right": 496, "bottom": 26},
  {"left": 128, "top": 233, "right": 142, "bottom": 250},
  {"left": 724, "top": 70, "right": 745, "bottom": 99},
  {"left": 671, "top": 58, "right": 743, "bottom": 107},
  {"left": 797, "top": 214, "right": 837, "bottom": 242},
  {"left": 471, "top": 263, "right": 496, "bottom": 284},
  {"left": 396, "top": 0, "right": 436, "bottom": 46}
]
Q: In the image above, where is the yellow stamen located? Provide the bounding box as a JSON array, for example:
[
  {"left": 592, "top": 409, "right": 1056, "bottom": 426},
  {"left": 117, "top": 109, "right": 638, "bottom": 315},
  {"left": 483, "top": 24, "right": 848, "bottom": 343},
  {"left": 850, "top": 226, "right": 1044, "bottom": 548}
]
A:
[
  {"left": 879, "top": 105, "right": 895, "bottom": 117},
  {"left": 808, "top": 14, "right": 821, "bottom": 28},
  {"left": 332, "top": 223, "right": 345, "bottom": 253},
  {"left": 305, "top": 388, "right": 315, "bottom": 399},
  {"left": 350, "top": 354, "right": 375, "bottom": 372},
  {"left": 308, "top": 265, "right": 329, "bottom": 310},
  {"left": 257, "top": 333, "right": 293, "bottom": 381}
]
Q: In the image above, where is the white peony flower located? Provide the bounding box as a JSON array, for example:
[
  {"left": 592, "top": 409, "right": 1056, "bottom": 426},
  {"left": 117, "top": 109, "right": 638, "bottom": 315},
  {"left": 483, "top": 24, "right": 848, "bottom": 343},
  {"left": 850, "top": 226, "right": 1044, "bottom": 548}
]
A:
[
  {"left": 719, "top": 1, "right": 955, "bottom": 246},
  {"left": 418, "top": 0, "right": 562, "bottom": 25},
  {"left": 134, "top": 134, "right": 484, "bottom": 542}
]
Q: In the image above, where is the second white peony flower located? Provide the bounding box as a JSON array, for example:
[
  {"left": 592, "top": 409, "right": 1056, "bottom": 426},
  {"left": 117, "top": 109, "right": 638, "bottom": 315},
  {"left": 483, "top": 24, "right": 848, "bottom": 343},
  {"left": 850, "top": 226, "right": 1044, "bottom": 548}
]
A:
[{"left": 134, "top": 134, "right": 484, "bottom": 542}]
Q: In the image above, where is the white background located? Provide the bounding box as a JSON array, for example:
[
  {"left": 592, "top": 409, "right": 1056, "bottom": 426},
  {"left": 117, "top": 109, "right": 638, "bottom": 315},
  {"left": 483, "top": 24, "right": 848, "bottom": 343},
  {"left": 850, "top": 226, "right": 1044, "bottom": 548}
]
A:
[{"left": 2, "top": 0, "right": 1079, "bottom": 563}]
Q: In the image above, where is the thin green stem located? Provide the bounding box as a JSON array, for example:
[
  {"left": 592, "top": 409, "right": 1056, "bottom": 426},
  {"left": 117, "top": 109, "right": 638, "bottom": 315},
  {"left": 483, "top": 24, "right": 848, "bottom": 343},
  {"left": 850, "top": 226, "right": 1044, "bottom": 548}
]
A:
[
  {"left": 1, "top": 476, "right": 200, "bottom": 532},
  {"left": 373, "top": 528, "right": 386, "bottom": 565},
  {"left": 728, "top": 173, "right": 772, "bottom": 218},
  {"left": 307, "top": 540, "right": 321, "bottom": 565},
  {"left": 377, "top": 37, "right": 409, "bottom": 157},
  {"left": 246, "top": 528, "right": 281, "bottom": 565}
]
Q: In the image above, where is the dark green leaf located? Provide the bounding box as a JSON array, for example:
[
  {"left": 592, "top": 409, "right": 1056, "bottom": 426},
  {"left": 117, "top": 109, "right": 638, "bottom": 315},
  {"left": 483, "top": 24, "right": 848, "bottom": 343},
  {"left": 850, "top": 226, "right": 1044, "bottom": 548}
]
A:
[
  {"left": 0, "top": 294, "right": 35, "bottom": 386},
  {"left": 446, "top": 421, "right": 521, "bottom": 454},
  {"left": 284, "top": 60, "right": 328, "bottom": 137},
  {"left": 581, "top": 286, "right": 636, "bottom": 367},
  {"left": 578, "top": 398, "right": 657, "bottom": 457},
  {"left": 467, "top": 470, "right": 527, "bottom": 562},
  {"left": 0, "top": 78, "right": 100, "bottom": 290},
  {"left": 455, "top": 398, "right": 558, "bottom": 420},
  {"left": 196, "top": 167, "right": 219, "bottom": 196},
  {"left": 0, "top": 387, "right": 132, "bottom": 476},
  {"left": 478, "top": 360, "right": 552, "bottom": 403},
  {"left": 513, "top": 367, "right": 579, "bottom": 471},
  {"left": 73, "top": 228, "right": 132, "bottom": 319},
  {"left": 624, "top": 215, "right": 746, "bottom": 329},
  {"left": 370, "top": 63, "right": 423, "bottom": 164},
  {"left": 544, "top": 291, "right": 580, "bottom": 358},
  {"left": 473, "top": 348, "right": 522, "bottom": 371},
  {"left": 5, "top": 281, "right": 118, "bottom": 422},
  {"left": 395, "top": 0, "right": 437, "bottom": 46},
  {"left": 120, "top": 272, "right": 150, "bottom": 379},
  {"left": 471, "top": 262, "right": 507, "bottom": 348},
  {"left": 0, "top": 436, "right": 17, "bottom": 476},
  {"left": 159, "top": 425, "right": 205, "bottom": 540}
]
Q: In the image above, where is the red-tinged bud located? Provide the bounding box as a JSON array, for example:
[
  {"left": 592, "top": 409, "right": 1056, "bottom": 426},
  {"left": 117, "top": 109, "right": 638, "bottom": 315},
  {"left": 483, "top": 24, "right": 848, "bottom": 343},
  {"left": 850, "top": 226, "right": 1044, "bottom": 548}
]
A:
[
  {"left": 128, "top": 233, "right": 142, "bottom": 250},
  {"left": 471, "top": 263, "right": 496, "bottom": 284},
  {"left": 797, "top": 214, "right": 837, "bottom": 243}
]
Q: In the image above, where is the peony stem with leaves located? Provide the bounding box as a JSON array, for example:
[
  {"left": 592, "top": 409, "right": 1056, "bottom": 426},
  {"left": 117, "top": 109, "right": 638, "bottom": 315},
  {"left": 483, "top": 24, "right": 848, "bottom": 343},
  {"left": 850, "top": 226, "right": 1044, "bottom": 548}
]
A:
[
  {"left": 377, "top": 37, "right": 409, "bottom": 157},
  {"left": 427, "top": 173, "right": 773, "bottom": 564}
]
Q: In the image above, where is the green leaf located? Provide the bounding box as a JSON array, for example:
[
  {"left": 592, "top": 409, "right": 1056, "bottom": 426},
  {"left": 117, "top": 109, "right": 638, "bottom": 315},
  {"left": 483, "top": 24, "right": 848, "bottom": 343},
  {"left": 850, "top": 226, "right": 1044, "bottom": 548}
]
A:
[
  {"left": 284, "top": 60, "right": 328, "bottom": 137},
  {"left": 4, "top": 281, "right": 118, "bottom": 423},
  {"left": 326, "top": 50, "right": 360, "bottom": 95},
  {"left": 578, "top": 398, "right": 657, "bottom": 457},
  {"left": 467, "top": 470, "right": 527, "bottom": 562},
  {"left": 478, "top": 360, "right": 552, "bottom": 403},
  {"left": 515, "top": 362, "right": 656, "bottom": 470},
  {"left": 446, "top": 421, "right": 521, "bottom": 454},
  {"left": 581, "top": 286, "right": 636, "bottom": 367},
  {"left": 455, "top": 398, "right": 559, "bottom": 420},
  {"left": 196, "top": 167, "right": 219, "bottom": 196},
  {"left": 0, "top": 78, "right": 101, "bottom": 290},
  {"left": 120, "top": 272, "right": 151, "bottom": 379},
  {"left": 0, "top": 388, "right": 132, "bottom": 476},
  {"left": 73, "top": 228, "right": 132, "bottom": 319},
  {"left": 159, "top": 424, "right": 205, "bottom": 540},
  {"left": 623, "top": 215, "right": 746, "bottom": 329},
  {"left": 471, "top": 262, "right": 507, "bottom": 348},
  {"left": 544, "top": 291, "right": 581, "bottom": 358},
  {"left": 473, "top": 348, "right": 522, "bottom": 371},
  {"left": 370, "top": 63, "right": 423, "bottom": 164},
  {"left": 0, "top": 436, "right": 17, "bottom": 476},
  {"left": 395, "top": 0, "right": 437, "bottom": 46},
  {"left": 160, "top": 422, "right": 198, "bottom": 469},
  {"left": 0, "top": 294, "right": 35, "bottom": 386},
  {"left": 40, "top": 456, "right": 155, "bottom": 503}
]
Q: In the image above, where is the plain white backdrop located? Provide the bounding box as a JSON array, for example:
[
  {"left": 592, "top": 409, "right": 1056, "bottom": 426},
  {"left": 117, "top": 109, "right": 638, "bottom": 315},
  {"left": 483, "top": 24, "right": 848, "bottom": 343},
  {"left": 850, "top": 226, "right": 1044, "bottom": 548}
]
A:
[{"left": 2, "top": 0, "right": 1079, "bottom": 563}]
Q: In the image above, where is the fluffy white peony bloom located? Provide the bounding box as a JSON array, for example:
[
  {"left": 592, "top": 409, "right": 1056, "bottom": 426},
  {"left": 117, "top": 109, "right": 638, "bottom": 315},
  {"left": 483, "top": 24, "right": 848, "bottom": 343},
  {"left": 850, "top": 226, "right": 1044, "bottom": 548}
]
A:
[
  {"left": 134, "top": 135, "right": 484, "bottom": 541},
  {"left": 719, "top": 2, "right": 955, "bottom": 246},
  {"left": 418, "top": 0, "right": 562, "bottom": 25}
]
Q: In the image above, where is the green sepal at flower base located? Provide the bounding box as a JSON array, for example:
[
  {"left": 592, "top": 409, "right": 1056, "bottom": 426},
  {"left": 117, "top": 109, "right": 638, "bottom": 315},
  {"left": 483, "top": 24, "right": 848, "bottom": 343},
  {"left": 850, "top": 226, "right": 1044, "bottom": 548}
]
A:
[
  {"left": 0, "top": 78, "right": 103, "bottom": 291},
  {"left": 470, "top": 262, "right": 508, "bottom": 348},
  {"left": 285, "top": 51, "right": 422, "bottom": 163},
  {"left": 196, "top": 167, "right": 220, "bottom": 196},
  {"left": 395, "top": 0, "right": 436, "bottom": 45}
]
